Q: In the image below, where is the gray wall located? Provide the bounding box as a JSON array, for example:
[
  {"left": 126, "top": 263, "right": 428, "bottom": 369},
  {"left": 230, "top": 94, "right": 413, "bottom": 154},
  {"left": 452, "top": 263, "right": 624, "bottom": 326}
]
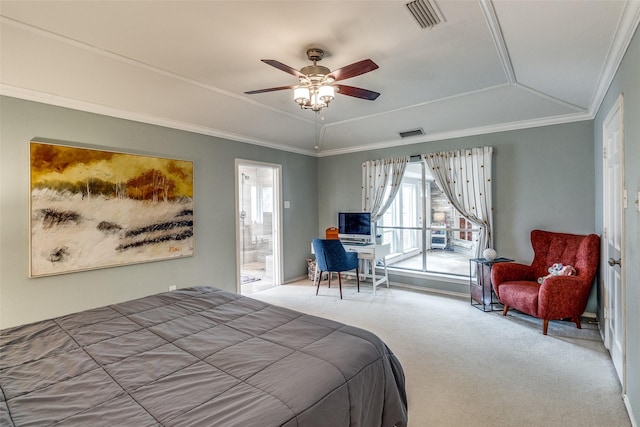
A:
[
  {"left": 594, "top": 25, "right": 639, "bottom": 426},
  {"left": 0, "top": 96, "right": 318, "bottom": 328},
  {"left": 319, "top": 121, "right": 597, "bottom": 298}
]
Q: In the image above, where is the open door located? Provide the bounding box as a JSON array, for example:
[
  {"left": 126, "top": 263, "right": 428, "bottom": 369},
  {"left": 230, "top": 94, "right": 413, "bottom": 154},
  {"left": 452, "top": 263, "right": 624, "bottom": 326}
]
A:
[
  {"left": 602, "top": 94, "right": 625, "bottom": 389},
  {"left": 235, "top": 160, "right": 282, "bottom": 295}
]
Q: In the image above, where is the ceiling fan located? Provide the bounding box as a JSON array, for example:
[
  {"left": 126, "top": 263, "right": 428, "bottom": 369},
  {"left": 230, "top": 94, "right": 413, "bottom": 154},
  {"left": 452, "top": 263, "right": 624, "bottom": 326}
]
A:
[{"left": 245, "top": 48, "right": 380, "bottom": 112}]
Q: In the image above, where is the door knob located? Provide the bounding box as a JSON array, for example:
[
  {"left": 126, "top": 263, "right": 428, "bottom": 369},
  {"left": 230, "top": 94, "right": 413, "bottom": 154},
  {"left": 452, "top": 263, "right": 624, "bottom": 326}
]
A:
[{"left": 608, "top": 258, "right": 621, "bottom": 267}]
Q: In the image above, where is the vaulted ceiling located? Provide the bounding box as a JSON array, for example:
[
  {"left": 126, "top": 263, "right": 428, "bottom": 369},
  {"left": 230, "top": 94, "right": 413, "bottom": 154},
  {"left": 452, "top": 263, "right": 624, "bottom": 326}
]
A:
[{"left": 1, "top": 1, "right": 639, "bottom": 156}]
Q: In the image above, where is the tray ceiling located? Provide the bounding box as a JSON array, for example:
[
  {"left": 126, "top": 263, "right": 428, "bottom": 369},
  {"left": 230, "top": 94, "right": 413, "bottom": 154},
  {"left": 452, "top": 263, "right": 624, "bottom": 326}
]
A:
[{"left": 1, "top": 1, "right": 639, "bottom": 156}]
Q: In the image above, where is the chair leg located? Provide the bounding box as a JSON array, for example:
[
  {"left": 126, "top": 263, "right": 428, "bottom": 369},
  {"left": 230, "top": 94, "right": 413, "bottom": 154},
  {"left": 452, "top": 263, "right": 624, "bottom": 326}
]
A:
[
  {"left": 355, "top": 267, "right": 360, "bottom": 293},
  {"left": 573, "top": 317, "right": 582, "bottom": 329},
  {"left": 315, "top": 270, "right": 323, "bottom": 296},
  {"left": 502, "top": 305, "right": 509, "bottom": 316},
  {"left": 337, "top": 273, "right": 343, "bottom": 299},
  {"left": 328, "top": 272, "right": 331, "bottom": 288},
  {"left": 543, "top": 319, "right": 549, "bottom": 335}
]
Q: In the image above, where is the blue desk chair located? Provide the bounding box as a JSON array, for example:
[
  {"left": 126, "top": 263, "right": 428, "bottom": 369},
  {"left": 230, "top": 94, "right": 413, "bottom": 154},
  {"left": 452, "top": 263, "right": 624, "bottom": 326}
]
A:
[{"left": 312, "top": 238, "right": 360, "bottom": 299}]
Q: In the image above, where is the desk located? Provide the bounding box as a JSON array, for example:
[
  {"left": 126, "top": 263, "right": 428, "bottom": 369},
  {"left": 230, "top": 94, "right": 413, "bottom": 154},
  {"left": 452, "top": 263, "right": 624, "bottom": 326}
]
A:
[
  {"left": 311, "top": 242, "right": 390, "bottom": 295},
  {"left": 342, "top": 243, "right": 391, "bottom": 295}
]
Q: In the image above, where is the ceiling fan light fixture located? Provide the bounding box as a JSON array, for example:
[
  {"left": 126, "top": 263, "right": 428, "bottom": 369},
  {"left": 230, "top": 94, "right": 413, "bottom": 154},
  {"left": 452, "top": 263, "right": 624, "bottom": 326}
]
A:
[
  {"left": 318, "top": 84, "right": 335, "bottom": 103},
  {"left": 294, "top": 83, "right": 334, "bottom": 111},
  {"left": 294, "top": 86, "right": 310, "bottom": 106}
]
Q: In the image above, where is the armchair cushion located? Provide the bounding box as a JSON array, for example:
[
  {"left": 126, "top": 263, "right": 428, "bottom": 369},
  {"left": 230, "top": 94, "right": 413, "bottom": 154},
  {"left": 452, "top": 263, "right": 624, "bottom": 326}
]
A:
[
  {"left": 491, "top": 230, "right": 600, "bottom": 334},
  {"left": 497, "top": 281, "right": 540, "bottom": 316}
]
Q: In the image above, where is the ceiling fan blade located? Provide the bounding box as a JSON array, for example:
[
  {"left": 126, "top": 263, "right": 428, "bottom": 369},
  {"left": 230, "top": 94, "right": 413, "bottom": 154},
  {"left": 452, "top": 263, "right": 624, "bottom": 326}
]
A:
[
  {"left": 261, "top": 59, "right": 305, "bottom": 78},
  {"left": 335, "top": 84, "right": 380, "bottom": 101},
  {"left": 329, "top": 59, "right": 379, "bottom": 82},
  {"left": 244, "top": 85, "right": 296, "bottom": 95}
]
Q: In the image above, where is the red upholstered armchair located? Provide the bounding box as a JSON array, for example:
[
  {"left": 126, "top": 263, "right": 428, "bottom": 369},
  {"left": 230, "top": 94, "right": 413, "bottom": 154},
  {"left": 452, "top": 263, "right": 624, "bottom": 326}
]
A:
[{"left": 491, "top": 230, "right": 600, "bottom": 335}]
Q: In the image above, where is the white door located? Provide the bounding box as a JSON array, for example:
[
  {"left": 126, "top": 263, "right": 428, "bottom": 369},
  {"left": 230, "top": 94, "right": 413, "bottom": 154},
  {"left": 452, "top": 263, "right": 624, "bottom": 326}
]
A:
[
  {"left": 602, "top": 94, "right": 625, "bottom": 387},
  {"left": 235, "top": 160, "right": 283, "bottom": 295}
]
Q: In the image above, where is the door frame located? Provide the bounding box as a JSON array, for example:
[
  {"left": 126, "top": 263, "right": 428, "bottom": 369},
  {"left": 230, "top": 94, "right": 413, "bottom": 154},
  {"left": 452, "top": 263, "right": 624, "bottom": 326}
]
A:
[
  {"left": 234, "top": 159, "right": 283, "bottom": 293},
  {"left": 601, "top": 93, "right": 626, "bottom": 391}
]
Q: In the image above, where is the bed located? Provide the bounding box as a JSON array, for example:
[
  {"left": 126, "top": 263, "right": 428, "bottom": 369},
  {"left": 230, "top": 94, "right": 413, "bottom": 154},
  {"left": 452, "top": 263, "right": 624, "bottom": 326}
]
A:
[{"left": 0, "top": 286, "right": 408, "bottom": 426}]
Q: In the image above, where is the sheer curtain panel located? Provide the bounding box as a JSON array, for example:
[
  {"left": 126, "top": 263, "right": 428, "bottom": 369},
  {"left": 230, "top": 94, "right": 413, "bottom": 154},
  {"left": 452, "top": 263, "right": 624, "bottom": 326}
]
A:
[
  {"left": 361, "top": 156, "right": 409, "bottom": 222},
  {"left": 422, "top": 146, "right": 493, "bottom": 257}
]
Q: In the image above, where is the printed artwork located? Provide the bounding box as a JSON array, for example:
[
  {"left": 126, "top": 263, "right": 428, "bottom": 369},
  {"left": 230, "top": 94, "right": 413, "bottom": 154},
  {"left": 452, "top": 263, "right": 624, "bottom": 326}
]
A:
[{"left": 30, "top": 141, "right": 194, "bottom": 277}]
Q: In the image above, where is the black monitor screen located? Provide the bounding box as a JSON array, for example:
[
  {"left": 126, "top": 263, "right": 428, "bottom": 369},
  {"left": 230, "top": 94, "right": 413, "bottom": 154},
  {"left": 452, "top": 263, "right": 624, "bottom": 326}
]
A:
[{"left": 338, "top": 212, "right": 371, "bottom": 236}]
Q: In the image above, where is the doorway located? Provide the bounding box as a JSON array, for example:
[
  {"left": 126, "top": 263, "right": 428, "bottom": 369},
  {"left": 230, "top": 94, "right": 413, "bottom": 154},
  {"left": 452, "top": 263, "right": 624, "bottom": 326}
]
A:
[
  {"left": 235, "top": 160, "right": 282, "bottom": 295},
  {"left": 602, "top": 94, "right": 625, "bottom": 389}
]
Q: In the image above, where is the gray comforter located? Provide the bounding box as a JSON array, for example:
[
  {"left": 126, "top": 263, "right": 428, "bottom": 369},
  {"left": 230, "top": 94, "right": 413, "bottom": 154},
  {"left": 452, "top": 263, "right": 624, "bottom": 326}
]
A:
[{"left": 0, "top": 286, "right": 408, "bottom": 426}]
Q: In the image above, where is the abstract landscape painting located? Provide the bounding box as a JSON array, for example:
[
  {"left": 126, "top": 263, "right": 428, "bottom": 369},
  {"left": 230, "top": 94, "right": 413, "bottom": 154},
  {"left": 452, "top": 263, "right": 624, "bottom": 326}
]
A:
[{"left": 30, "top": 141, "right": 194, "bottom": 277}]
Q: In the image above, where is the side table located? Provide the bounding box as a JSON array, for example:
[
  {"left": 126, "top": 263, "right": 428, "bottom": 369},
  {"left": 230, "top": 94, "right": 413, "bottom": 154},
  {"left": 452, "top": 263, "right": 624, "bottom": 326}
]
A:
[{"left": 469, "top": 257, "right": 514, "bottom": 311}]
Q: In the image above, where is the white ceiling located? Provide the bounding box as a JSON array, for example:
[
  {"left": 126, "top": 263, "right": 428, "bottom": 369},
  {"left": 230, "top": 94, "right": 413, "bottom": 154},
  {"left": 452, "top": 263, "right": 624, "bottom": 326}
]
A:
[{"left": 1, "top": 1, "right": 639, "bottom": 156}]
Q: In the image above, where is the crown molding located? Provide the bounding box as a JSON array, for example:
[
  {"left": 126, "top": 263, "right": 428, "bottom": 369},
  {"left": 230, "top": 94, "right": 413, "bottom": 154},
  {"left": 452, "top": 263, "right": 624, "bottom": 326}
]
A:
[
  {"left": 316, "top": 111, "right": 593, "bottom": 157},
  {"left": 589, "top": 0, "right": 640, "bottom": 115},
  {"left": 1, "top": 84, "right": 595, "bottom": 159},
  {"left": 0, "top": 85, "right": 317, "bottom": 157}
]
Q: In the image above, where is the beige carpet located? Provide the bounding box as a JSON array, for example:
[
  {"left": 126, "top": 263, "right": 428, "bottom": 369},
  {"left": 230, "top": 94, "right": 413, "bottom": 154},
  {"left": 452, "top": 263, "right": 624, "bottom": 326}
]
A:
[{"left": 250, "top": 279, "right": 631, "bottom": 427}]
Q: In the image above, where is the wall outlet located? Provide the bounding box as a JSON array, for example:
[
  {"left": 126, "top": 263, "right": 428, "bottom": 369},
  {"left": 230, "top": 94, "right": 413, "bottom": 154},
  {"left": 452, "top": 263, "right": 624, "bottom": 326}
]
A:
[{"left": 168, "top": 285, "right": 177, "bottom": 291}]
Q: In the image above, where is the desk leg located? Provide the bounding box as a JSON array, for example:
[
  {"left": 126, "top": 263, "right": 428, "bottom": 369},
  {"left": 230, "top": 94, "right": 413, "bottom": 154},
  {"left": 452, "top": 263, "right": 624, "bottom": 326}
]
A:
[
  {"left": 383, "top": 258, "right": 389, "bottom": 288},
  {"left": 361, "top": 259, "right": 367, "bottom": 281},
  {"left": 372, "top": 258, "right": 389, "bottom": 295},
  {"left": 372, "top": 261, "right": 377, "bottom": 296}
]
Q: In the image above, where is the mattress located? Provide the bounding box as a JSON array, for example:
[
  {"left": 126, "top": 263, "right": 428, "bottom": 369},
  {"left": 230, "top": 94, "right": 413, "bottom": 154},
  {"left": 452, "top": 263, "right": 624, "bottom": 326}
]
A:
[{"left": 0, "top": 286, "right": 408, "bottom": 426}]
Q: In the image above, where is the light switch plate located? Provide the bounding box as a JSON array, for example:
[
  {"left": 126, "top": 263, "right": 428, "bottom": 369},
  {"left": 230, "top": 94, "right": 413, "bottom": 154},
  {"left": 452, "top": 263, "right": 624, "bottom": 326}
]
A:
[{"left": 284, "top": 201, "right": 290, "bottom": 209}]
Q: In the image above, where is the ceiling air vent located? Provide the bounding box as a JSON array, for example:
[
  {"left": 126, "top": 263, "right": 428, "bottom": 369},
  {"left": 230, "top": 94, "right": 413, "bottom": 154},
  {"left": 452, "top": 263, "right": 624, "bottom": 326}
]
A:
[
  {"left": 405, "top": 0, "right": 444, "bottom": 29},
  {"left": 399, "top": 128, "right": 425, "bottom": 138}
]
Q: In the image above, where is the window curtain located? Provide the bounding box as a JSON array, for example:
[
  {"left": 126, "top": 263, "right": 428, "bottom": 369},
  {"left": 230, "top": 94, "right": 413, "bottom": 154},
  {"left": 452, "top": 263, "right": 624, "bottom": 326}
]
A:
[
  {"left": 422, "top": 147, "right": 493, "bottom": 257},
  {"left": 361, "top": 156, "right": 409, "bottom": 222}
]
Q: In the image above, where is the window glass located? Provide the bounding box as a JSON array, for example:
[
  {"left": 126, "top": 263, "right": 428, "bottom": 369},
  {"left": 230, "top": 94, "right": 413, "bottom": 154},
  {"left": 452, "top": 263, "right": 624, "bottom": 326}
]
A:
[{"left": 377, "top": 162, "right": 480, "bottom": 276}]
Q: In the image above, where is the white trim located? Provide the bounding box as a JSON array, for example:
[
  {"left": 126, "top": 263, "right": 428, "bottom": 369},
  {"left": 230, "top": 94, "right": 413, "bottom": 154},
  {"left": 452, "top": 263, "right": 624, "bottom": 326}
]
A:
[
  {"left": 384, "top": 267, "right": 469, "bottom": 286},
  {"left": 624, "top": 394, "right": 637, "bottom": 427},
  {"left": 601, "top": 93, "right": 626, "bottom": 392},
  {"left": 590, "top": 1, "right": 640, "bottom": 115},
  {"left": 478, "top": 0, "right": 516, "bottom": 85},
  {"left": 0, "top": 16, "right": 315, "bottom": 126},
  {"left": 318, "top": 111, "right": 592, "bottom": 157},
  {"left": 0, "top": 85, "right": 318, "bottom": 157},
  {"left": 388, "top": 281, "right": 468, "bottom": 300},
  {"left": 285, "top": 275, "right": 310, "bottom": 284},
  {"left": 517, "top": 83, "right": 587, "bottom": 113},
  {"left": 235, "top": 159, "right": 284, "bottom": 294}
]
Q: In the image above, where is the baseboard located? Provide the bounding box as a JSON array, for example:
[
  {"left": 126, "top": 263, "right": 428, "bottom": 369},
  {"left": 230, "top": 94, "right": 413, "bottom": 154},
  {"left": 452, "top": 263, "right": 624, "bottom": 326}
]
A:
[
  {"left": 285, "top": 277, "right": 601, "bottom": 322},
  {"left": 285, "top": 275, "right": 470, "bottom": 300},
  {"left": 389, "top": 281, "right": 468, "bottom": 300},
  {"left": 284, "top": 275, "right": 310, "bottom": 284},
  {"left": 624, "top": 394, "right": 638, "bottom": 427},
  {"left": 389, "top": 282, "right": 600, "bottom": 319}
]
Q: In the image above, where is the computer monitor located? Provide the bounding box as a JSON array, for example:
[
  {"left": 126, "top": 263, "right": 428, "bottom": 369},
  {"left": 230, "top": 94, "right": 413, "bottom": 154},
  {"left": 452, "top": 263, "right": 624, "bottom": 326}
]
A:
[{"left": 337, "top": 212, "right": 372, "bottom": 242}]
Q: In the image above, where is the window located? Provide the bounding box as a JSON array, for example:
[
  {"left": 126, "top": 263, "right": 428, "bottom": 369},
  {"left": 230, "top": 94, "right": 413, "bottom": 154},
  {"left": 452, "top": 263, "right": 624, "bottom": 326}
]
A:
[{"left": 376, "top": 162, "right": 480, "bottom": 276}]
